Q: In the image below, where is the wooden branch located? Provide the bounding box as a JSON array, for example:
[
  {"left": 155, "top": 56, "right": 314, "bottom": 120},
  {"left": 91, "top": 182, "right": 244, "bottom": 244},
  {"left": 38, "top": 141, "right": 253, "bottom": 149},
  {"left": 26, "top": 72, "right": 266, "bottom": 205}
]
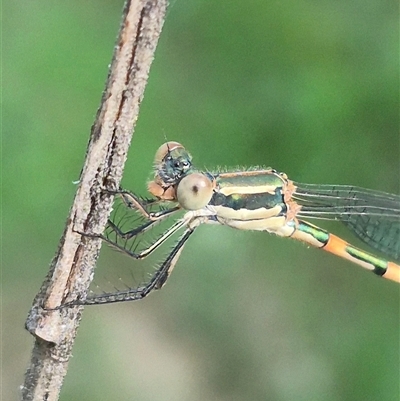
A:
[{"left": 21, "top": 1, "right": 168, "bottom": 400}]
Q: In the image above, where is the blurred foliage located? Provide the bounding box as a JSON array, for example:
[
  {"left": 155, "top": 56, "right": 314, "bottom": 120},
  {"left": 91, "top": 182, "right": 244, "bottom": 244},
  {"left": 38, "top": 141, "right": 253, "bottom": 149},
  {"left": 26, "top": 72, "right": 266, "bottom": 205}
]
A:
[{"left": 3, "top": 1, "right": 399, "bottom": 401}]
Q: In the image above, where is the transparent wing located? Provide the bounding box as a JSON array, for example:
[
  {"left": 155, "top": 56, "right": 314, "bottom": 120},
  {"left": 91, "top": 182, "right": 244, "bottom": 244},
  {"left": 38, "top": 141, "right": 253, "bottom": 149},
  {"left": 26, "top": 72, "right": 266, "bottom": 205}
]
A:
[{"left": 293, "top": 183, "right": 400, "bottom": 261}]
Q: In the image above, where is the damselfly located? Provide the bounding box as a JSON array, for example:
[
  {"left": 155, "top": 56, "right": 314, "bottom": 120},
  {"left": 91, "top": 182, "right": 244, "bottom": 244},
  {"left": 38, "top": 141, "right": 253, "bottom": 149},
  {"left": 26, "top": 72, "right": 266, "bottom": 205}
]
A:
[{"left": 74, "top": 142, "right": 400, "bottom": 305}]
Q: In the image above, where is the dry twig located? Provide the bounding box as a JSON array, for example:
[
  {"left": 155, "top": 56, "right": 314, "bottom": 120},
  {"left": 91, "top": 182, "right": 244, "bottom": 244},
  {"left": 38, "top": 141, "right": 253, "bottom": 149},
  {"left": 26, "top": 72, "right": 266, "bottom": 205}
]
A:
[{"left": 21, "top": 1, "right": 168, "bottom": 400}]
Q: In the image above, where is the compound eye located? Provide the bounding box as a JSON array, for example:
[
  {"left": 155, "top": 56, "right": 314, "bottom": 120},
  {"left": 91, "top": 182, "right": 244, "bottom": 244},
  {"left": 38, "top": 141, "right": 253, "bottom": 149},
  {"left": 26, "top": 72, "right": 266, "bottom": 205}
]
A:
[
  {"left": 154, "top": 142, "right": 184, "bottom": 165},
  {"left": 176, "top": 173, "right": 213, "bottom": 210}
]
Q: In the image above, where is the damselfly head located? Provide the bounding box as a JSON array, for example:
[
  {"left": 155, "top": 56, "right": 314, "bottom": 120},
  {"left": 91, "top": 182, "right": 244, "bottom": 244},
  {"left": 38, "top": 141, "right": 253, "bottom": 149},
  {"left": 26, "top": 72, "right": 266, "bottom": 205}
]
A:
[{"left": 154, "top": 142, "right": 193, "bottom": 185}]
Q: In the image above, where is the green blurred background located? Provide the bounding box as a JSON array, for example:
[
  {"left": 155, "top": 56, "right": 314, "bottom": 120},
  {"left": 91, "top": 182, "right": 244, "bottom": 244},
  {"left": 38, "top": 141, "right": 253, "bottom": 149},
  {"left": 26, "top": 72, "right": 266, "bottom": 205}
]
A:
[{"left": 3, "top": 1, "right": 399, "bottom": 400}]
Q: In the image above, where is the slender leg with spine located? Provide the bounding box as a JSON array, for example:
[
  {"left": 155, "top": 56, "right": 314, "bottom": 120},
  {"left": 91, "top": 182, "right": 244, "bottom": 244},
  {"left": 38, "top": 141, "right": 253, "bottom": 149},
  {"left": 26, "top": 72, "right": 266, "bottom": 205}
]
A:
[{"left": 68, "top": 227, "right": 196, "bottom": 306}]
